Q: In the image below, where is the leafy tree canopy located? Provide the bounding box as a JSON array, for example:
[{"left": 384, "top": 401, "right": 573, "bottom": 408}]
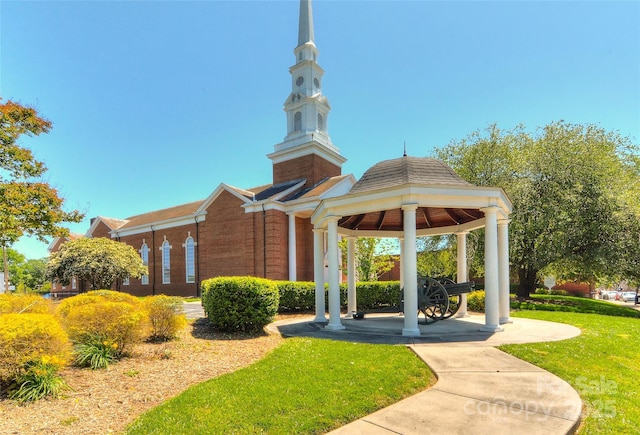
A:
[
  {"left": 46, "top": 238, "right": 148, "bottom": 290},
  {"left": 435, "top": 121, "right": 640, "bottom": 297},
  {"left": 0, "top": 99, "right": 83, "bottom": 246},
  {"left": 339, "top": 238, "right": 398, "bottom": 282}
]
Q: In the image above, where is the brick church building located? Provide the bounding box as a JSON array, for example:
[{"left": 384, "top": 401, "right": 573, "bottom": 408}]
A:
[{"left": 51, "top": 0, "right": 355, "bottom": 297}]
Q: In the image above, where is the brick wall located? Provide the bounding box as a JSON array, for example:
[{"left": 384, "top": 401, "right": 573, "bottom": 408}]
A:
[
  {"left": 273, "top": 154, "right": 341, "bottom": 187},
  {"left": 118, "top": 224, "right": 199, "bottom": 297},
  {"left": 200, "top": 190, "right": 256, "bottom": 279}
]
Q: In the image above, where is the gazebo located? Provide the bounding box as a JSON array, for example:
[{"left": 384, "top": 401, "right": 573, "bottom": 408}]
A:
[{"left": 311, "top": 156, "right": 513, "bottom": 336}]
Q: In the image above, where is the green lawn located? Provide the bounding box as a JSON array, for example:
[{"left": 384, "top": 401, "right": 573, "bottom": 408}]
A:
[
  {"left": 501, "top": 298, "right": 640, "bottom": 434},
  {"left": 126, "top": 338, "right": 434, "bottom": 434},
  {"left": 127, "top": 296, "right": 640, "bottom": 434}
]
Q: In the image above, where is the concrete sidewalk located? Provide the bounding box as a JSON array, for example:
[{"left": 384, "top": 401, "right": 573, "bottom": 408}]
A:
[{"left": 268, "top": 314, "right": 583, "bottom": 435}]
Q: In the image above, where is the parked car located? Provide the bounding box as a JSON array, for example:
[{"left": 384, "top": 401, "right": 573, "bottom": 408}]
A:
[
  {"left": 603, "top": 291, "right": 618, "bottom": 300},
  {"left": 622, "top": 292, "right": 637, "bottom": 303}
]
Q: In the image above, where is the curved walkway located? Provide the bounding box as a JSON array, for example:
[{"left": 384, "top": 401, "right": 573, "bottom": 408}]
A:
[{"left": 268, "top": 314, "right": 583, "bottom": 435}]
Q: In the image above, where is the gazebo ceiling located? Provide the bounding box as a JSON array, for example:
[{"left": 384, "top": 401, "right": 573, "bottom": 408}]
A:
[
  {"left": 338, "top": 206, "right": 484, "bottom": 231},
  {"left": 337, "top": 156, "right": 486, "bottom": 231}
]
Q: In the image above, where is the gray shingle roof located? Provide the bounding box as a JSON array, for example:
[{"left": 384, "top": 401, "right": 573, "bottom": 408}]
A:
[{"left": 349, "top": 156, "right": 472, "bottom": 194}]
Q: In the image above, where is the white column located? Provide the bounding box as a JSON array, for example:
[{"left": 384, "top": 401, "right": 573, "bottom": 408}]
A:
[
  {"left": 498, "top": 218, "right": 512, "bottom": 324},
  {"left": 326, "top": 217, "right": 344, "bottom": 330},
  {"left": 481, "top": 206, "right": 503, "bottom": 332},
  {"left": 347, "top": 236, "right": 357, "bottom": 315},
  {"left": 288, "top": 213, "right": 297, "bottom": 282},
  {"left": 399, "top": 238, "right": 405, "bottom": 291},
  {"left": 402, "top": 204, "right": 420, "bottom": 336},
  {"left": 313, "top": 228, "right": 326, "bottom": 322},
  {"left": 455, "top": 231, "right": 470, "bottom": 318}
]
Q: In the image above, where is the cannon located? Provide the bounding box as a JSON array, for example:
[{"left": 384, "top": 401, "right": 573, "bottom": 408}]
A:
[{"left": 400, "top": 277, "right": 475, "bottom": 324}]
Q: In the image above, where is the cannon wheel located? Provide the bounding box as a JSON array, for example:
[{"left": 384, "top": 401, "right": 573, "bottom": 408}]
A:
[
  {"left": 437, "top": 278, "right": 461, "bottom": 319},
  {"left": 420, "top": 278, "right": 450, "bottom": 324}
]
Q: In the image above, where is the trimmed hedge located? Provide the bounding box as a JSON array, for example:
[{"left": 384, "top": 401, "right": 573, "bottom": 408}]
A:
[
  {"left": 274, "top": 280, "right": 401, "bottom": 313},
  {"left": 277, "top": 281, "right": 317, "bottom": 312},
  {"left": 202, "top": 277, "right": 279, "bottom": 333},
  {"left": 340, "top": 281, "right": 400, "bottom": 311}
]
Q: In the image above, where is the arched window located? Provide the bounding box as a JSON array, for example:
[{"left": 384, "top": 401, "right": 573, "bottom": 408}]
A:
[
  {"left": 140, "top": 242, "right": 149, "bottom": 285},
  {"left": 318, "top": 114, "right": 324, "bottom": 132},
  {"left": 294, "top": 112, "right": 302, "bottom": 131},
  {"left": 161, "top": 239, "right": 171, "bottom": 284},
  {"left": 184, "top": 236, "right": 196, "bottom": 283}
]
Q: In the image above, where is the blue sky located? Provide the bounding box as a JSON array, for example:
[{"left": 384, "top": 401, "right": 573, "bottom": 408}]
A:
[{"left": 2, "top": 0, "right": 639, "bottom": 259}]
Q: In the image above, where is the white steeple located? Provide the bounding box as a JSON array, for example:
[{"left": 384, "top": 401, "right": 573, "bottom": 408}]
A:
[{"left": 268, "top": 0, "right": 345, "bottom": 169}]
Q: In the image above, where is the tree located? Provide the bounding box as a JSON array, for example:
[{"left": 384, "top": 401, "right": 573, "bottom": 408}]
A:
[
  {"left": 339, "top": 238, "right": 398, "bottom": 282},
  {"left": 435, "top": 121, "right": 640, "bottom": 298},
  {"left": 1, "top": 99, "right": 84, "bottom": 289},
  {"left": 46, "top": 238, "right": 148, "bottom": 290},
  {"left": 416, "top": 235, "right": 457, "bottom": 279},
  {"left": 0, "top": 248, "right": 49, "bottom": 292}
]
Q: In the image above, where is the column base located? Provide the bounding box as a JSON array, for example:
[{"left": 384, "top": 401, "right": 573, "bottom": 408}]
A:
[
  {"left": 325, "top": 322, "right": 345, "bottom": 331},
  {"left": 454, "top": 311, "right": 470, "bottom": 318},
  {"left": 499, "top": 317, "right": 513, "bottom": 324},
  {"left": 480, "top": 324, "right": 504, "bottom": 333},
  {"left": 402, "top": 328, "right": 421, "bottom": 337},
  {"left": 313, "top": 315, "right": 327, "bottom": 323}
]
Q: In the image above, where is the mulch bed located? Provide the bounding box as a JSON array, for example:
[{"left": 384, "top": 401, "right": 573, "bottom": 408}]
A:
[{"left": 0, "top": 318, "right": 284, "bottom": 435}]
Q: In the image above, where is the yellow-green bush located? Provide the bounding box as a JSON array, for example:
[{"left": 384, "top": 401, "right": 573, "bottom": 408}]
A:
[
  {"left": 0, "top": 313, "right": 71, "bottom": 382},
  {"left": 63, "top": 301, "right": 146, "bottom": 356},
  {"left": 56, "top": 290, "right": 139, "bottom": 318},
  {"left": 57, "top": 291, "right": 146, "bottom": 357},
  {"left": 0, "top": 293, "right": 54, "bottom": 315},
  {"left": 467, "top": 290, "right": 486, "bottom": 312},
  {"left": 143, "top": 295, "right": 187, "bottom": 341}
]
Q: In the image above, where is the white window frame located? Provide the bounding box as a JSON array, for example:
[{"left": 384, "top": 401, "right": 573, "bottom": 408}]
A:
[
  {"left": 183, "top": 235, "right": 196, "bottom": 284},
  {"left": 161, "top": 238, "right": 171, "bottom": 284},
  {"left": 140, "top": 242, "right": 149, "bottom": 285}
]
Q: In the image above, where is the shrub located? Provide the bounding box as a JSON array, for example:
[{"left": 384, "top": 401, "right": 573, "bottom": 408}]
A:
[
  {"left": 9, "top": 357, "right": 69, "bottom": 403},
  {"left": 277, "top": 281, "right": 317, "bottom": 312},
  {"left": 144, "top": 295, "right": 187, "bottom": 341},
  {"left": 0, "top": 313, "right": 71, "bottom": 382},
  {"left": 62, "top": 301, "right": 146, "bottom": 357},
  {"left": 57, "top": 291, "right": 146, "bottom": 358},
  {"left": 56, "top": 290, "right": 139, "bottom": 318},
  {"left": 202, "top": 277, "right": 279, "bottom": 333},
  {"left": 467, "top": 290, "right": 486, "bottom": 312},
  {"left": 0, "top": 293, "right": 53, "bottom": 315},
  {"left": 74, "top": 334, "right": 119, "bottom": 369},
  {"left": 341, "top": 281, "right": 401, "bottom": 310}
]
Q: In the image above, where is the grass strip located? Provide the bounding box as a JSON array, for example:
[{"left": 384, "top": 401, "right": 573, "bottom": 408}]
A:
[
  {"left": 501, "top": 308, "right": 640, "bottom": 434},
  {"left": 126, "top": 337, "right": 434, "bottom": 434}
]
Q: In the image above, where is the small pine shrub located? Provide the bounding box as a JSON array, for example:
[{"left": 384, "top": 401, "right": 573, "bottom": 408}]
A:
[
  {"left": 0, "top": 293, "right": 53, "bottom": 315},
  {"left": 0, "top": 313, "right": 71, "bottom": 383},
  {"left": 62, "top": 301, "right": 146, "bottom": 357},
  {"left": 74, "top": 334, "right": 119, "bottom": 369},
  {"left": 56, "top": 290, "right": 140, "bottom": 318},
  {"left": 201, "top": 277, "right": 279, "bottom": 333},
  {"left": 9, "top": 357, "right": 69, "bottom": 403},
  {"left": 57, "top": 291, "right": 146, "bottom": 359},
  {"left": 143, "top": 295, "right": 187, "bottom": 341},
  {"left": 467, "top": 290, "right": 486, "bottom": 312}
]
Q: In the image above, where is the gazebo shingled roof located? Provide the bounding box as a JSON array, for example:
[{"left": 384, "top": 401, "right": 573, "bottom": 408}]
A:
[{"left": 337, "top": 156, "right": 484, "bottom": 232}]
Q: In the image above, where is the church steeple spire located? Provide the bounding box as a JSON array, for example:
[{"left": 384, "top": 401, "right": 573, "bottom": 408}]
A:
[
  {"left": 268, "top": 0, "right": 346, "bottom": 185},
  {"left": 298, "top": 0, "right": 314, "bottom": 47}
]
